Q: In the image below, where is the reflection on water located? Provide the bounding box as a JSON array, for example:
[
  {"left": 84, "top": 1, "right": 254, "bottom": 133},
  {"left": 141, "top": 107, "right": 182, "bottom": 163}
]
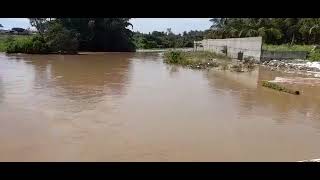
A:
[
  {"left": 0, "top": 77, "right": 3, "bottom": 104},
  {"left": 0, "top": 52, "right": 320, "bottom": 161}
]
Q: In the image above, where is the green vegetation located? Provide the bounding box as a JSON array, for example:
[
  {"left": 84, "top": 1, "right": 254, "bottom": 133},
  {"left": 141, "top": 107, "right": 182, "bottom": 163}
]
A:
[
  {"left": 262, "top": 44, "right": 314, "bottom": 52},
  {"left": 164, "top": 50, "right": 258, "bottom": 72},
  {"left": 134, "top": 18, "right": 320, "bottom": 62},
  {"left": 133, "top": 30, "right": 204, "bottom": 49},
  {"left": 208, "top": 18, "right": 320, "bottom": 45},
  {"left": 0, "top": 35, "right": 33, "bottom": 52},
  {"left": 164, "top": 51, "right": 230, "bottom": 68},
  {"left": 261, "top": 80, "right": 300, "bottom": 95},
  {"left": 2, "top": 18, "right": 320, "bottom": 55},
  {"left": 2, "top": 18, "right": 135, "bottom": 54},
  {"left": 5, "top": 35, "right": 45, "bottom": 54},
  {"left": 163, "top": 50, "right": 261, "bottom": 72},
  {"left": 262, "top": 44, "right": 320, "bottom": 61},
  {"left": 308, "top": 50, "right": 320, "bottom": 61}
]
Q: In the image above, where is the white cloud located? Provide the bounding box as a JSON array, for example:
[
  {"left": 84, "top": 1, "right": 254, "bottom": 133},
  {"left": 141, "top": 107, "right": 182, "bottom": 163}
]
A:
[
  {"left": 0, "top": 18, "right": 32, "bottom": 30},
  {"left": 0, "top": 18, "right": 212, "bottom": 33},
  {"left": 130, "top": 18, "right": 212, "bottom": 34}
]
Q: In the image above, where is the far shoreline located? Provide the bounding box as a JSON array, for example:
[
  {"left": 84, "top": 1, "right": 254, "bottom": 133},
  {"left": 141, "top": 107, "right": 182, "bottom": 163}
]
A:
[{"left": 0, "top": 48, "right": 194, "bottom": 55}]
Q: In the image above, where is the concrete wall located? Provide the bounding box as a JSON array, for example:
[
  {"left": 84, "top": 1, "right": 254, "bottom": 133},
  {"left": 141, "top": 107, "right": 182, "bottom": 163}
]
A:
[
  {"left": 194, "top": 37, "right": 263, "bottom": 61},
  {"left": 261, "top": 50, "right": 308, "bottom": 61}
]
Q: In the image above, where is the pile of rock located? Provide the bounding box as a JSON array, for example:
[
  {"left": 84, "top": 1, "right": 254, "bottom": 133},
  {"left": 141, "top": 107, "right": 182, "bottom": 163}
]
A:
[
  {"left": 299, "top": 158, "right": 320, "bottom": 162},
  {"left": 262, "top": 60, "right": 320, "bottom": 72},
  {"left": 187, "top": 59, "right": 220, "bottom": 69}
]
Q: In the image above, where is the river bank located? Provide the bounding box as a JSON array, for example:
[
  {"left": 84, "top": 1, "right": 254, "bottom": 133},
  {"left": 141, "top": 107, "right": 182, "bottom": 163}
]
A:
[
  {"left": 163, "top": 51, "right": 257, "bottom": 72},
  {"left": 136, "top": 48, "right": 193, "bottom": 53}
]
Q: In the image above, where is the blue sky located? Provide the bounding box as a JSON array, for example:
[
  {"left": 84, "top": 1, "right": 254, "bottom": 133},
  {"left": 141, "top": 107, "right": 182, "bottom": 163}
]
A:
[{"left": 0, "top": 18, "right": 212, "bottom": 34}]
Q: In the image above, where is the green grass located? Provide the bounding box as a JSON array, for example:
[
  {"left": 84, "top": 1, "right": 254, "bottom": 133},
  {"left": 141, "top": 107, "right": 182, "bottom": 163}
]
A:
[
  {"left": 262, "top": 44, "right": 314, "bottom": 52},
  {"left": 308, "top": 51, "right": 320, "bottom": 61},
  {"left": 0, "top": 35, "right": 33, "bottom": 52},
  {"left": 263, "top": 44, "right": 320, "bottom": 61},
  {"left": 164, "top": 51, "right": 231, "bottom": 66},
  {"left": 163, "top": 50, "right": 258, "bottom": 72}
]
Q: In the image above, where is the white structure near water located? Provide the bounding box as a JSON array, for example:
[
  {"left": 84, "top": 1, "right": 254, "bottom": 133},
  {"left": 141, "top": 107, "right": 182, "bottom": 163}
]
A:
[{"left": 194, "top": 37, "right": 263, "bottom": 62}]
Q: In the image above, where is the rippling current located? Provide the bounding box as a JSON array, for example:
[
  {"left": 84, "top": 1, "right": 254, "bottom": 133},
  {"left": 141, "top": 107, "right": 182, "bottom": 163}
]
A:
[{"left": 0, "top": 52, "right": 320, "bottom": 161}]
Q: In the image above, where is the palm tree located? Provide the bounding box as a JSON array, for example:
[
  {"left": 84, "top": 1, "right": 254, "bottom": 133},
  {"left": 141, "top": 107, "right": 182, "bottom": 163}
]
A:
[
  {"left": 284, "top": 18, "right": 300, "bottom": 45},
  {"left": 298, "top": 18, "right": 320, "bottom": 44}
]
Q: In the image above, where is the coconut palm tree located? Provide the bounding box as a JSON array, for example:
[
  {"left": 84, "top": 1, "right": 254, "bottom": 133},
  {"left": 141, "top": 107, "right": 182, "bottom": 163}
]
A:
[{"left": 283, "top": 18, "right": 301, "bottom": 45}]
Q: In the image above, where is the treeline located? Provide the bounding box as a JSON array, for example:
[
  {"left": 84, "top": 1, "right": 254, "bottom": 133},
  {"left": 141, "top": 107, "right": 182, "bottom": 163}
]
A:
[
  {"left": 4, "top": 18, "right": 320, "bottom": 54},
  {"left": 5, "top": 18, "right": 135, "bottom": 54},
  {"left": 132, "top": 29, "right": 204, "bottom": 49},
  {"left": 133, "top": 18, "right": 320, "bottom": 50},
  {"left": 206, "top": 18, "right": 320, "bottom": 45}
]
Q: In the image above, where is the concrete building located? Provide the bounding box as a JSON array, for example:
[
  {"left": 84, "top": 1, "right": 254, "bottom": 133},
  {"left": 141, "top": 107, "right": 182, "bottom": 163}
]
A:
[{"left": 194, "top": 37, "right": 263, "bottom": 62}]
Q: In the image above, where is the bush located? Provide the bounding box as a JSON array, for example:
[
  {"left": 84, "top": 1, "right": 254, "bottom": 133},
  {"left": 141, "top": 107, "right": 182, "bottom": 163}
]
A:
[
  {"left": 45, "top": 22, "right": 78, "bottom": 54},
  {"left": 164, "top": 50, "right": 232, "bottom": 68},
  {"left": 308, "top": 50, "right": 320, "bottom": 61},
  {"left": 164, "top": 51, "right": 185, "bottom": 64},
  {"left": 230, "top": 63, "right": 243, "bottom": 72},
  {"left": 221, "top": 62, "right": 229, "bottom": 70},
  {"left": 243, "top": 56, "right": 256, "bottom": 70},
  {"left": 5, "top": 21, "right": 79, "bottom": 54},
  {"left": 5, "top": 35, "right": 49, "bottom": 54}
]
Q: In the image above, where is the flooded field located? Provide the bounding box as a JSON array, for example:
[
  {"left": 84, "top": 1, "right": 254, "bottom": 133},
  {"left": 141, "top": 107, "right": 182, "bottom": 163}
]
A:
[{"left": 0, "top": 52, "right": 320, "bottom": 161}]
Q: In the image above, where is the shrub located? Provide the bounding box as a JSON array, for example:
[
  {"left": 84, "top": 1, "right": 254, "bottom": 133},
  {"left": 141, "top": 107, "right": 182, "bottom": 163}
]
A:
[
  {"left": 308, "top": 50, "right": 320, "bottom": 61},
  {"left": 164, "top": 51, "right": 185, "bottom": 64},
  {"left": 45, "top": 22, "right": 78, "bottom": 54},
  {"left": 230, "top": 63, "right": 243, "bottom": 72},
  {"left": 243, "top": 56, "right": 256, "bottom": 70},
  {"left": 5, "top": 35, "right": 49, "bottom": 54},
  {"left": 5, "top": 21, "right": 79, "bottom": 54},
  {"left": 221, "top": 62, "right": 229, "bottom": 70}
]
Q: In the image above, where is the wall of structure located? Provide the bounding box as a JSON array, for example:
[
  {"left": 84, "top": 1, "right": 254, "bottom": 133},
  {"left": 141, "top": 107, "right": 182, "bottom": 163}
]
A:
[
  {"left": 194, "top": 37, "right": 263, "bottom": 62},
  {"left": 260, "top": 50, "right": 308, "bottom": 61}
]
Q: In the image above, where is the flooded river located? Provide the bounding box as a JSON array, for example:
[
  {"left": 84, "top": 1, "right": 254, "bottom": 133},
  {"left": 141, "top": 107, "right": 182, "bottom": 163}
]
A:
[{"left": 0, "top": 52, "right": 320, "bottom": 161}]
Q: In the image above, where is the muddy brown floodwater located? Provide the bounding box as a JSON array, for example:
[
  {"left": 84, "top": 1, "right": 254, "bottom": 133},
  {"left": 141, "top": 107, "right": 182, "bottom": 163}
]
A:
[{"left": 0, "top": 52, "right": 320, "bottom": 162}]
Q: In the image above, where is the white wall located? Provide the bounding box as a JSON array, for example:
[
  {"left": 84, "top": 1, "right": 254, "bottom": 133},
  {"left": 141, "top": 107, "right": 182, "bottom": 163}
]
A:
[{"left": 194, "top": 37, "right": 262, "bottom": 61}]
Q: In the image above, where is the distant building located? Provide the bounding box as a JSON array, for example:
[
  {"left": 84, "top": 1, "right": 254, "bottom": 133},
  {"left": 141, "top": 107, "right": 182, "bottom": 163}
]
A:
[
  {"left": 0, "top": 29, "right": 10, "bottom": 34},
  {"left": 0, "top": 27, "right": 33, "bottom": 35}
]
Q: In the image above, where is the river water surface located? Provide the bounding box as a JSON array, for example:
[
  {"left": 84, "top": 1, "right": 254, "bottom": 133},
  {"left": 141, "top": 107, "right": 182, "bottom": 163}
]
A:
[{"left": 0, "top": 52, "right": 320, "bottom": 161}]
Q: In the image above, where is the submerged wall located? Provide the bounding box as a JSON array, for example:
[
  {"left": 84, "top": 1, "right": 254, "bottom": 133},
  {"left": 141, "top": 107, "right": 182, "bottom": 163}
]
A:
[
  {"left": 194, "top": 37, "right": 263, "bottom": 62},
  {"left": 261, "top": 50, "right": 308, "bottom": 61}
]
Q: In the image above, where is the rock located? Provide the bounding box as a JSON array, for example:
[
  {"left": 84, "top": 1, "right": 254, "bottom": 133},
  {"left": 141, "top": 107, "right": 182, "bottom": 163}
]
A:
[
  {"left": 299, "top": 158, "right": 320, "bottom": 162},
  {"left": 268, "top": 60, "right": 280, "bottom": 67},
  {"left": 277, "top": 62, "right": 286, "bottom": 69}
]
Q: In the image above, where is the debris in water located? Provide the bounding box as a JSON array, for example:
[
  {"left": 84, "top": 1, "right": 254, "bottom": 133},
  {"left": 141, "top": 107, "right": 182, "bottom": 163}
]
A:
[{"left": 261, "top": 80, "right": 300, "bottom": 95}]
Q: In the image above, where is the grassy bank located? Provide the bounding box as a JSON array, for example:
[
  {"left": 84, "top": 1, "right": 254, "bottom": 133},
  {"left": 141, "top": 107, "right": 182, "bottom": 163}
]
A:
[
  {"left": 164, "top": 51, "right": 231, "bottom": 67},
  {"left": 163, "top": 51, "right": 256, "bottom": 72},
  {"left": 0, "top": 35, "right": 33, "bottom": 52},
  {"left": 263, "top": 44, "right": 320, "bottom": 61},
  {"left": 262, "top": 44, "right": 314, "bottom": 52},
  {"left": 0, "top": 31, "right": 78, "bottom": 54}
]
